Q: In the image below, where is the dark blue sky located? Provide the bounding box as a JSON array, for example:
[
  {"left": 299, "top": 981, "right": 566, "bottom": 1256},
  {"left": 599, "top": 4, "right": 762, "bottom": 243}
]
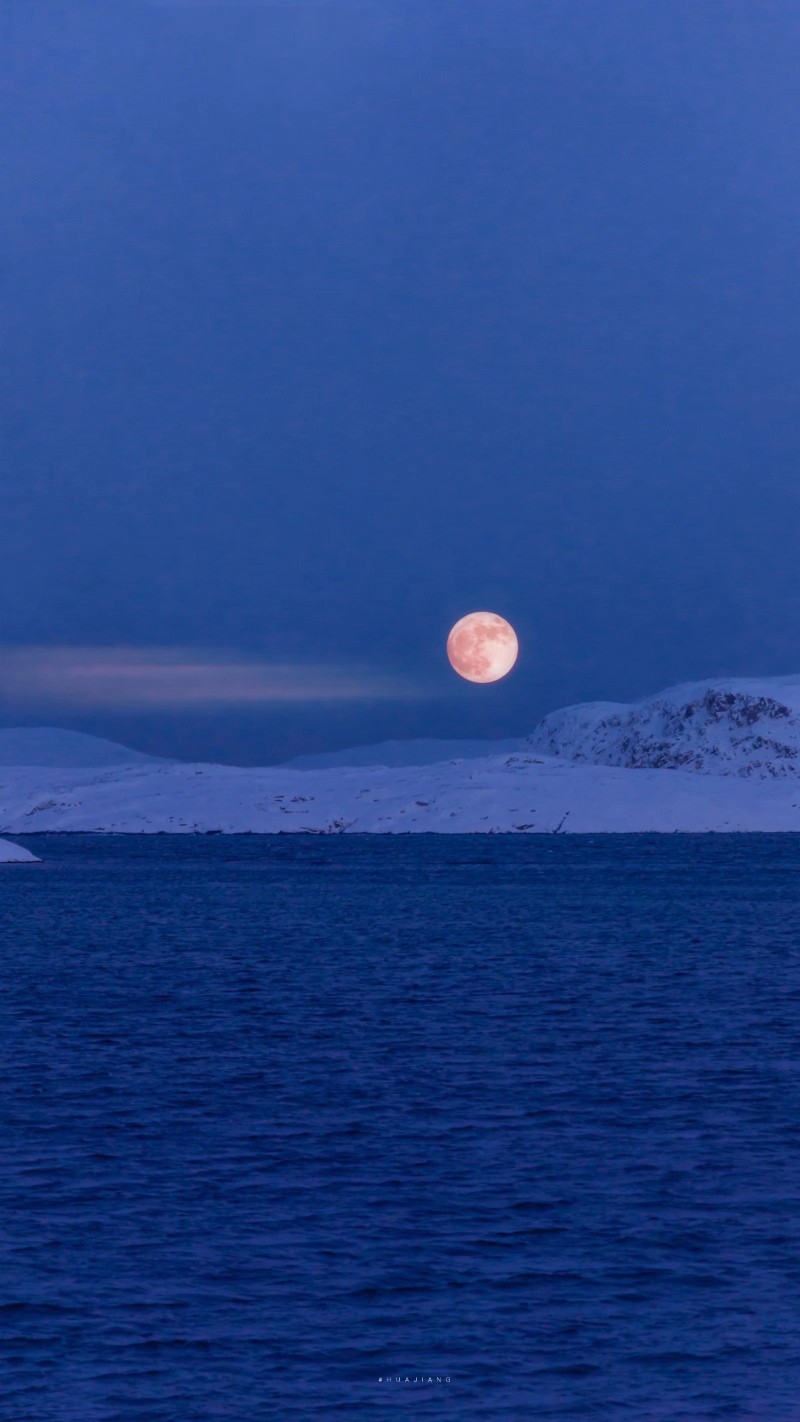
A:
[{"left": 2, "top": 1, "right": 799, "bottom": 761}]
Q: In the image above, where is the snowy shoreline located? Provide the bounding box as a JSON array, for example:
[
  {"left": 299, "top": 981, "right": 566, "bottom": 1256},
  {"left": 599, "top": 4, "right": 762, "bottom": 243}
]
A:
[{"left": 0, "top": 754, "right": 799, "bottom": 836}]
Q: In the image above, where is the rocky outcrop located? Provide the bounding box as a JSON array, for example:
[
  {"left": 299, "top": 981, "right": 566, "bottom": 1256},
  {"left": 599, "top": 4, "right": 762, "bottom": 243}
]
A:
[{"left": 526, "top": 677, "right": 800, "bottom": 778}]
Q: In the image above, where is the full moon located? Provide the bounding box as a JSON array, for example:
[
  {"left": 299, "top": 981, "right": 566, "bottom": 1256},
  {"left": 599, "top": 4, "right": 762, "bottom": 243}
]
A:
[{"left": 446, "top": 611, "right": 519, "bottom": 684}]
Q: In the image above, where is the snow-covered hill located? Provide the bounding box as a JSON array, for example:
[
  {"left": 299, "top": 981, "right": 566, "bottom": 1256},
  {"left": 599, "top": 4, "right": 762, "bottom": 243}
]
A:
[
  {"left": 526, "top": 675, "right": 800, "bottom": 779},
  {"left": 0, "top": 727, "right": 160, "bottom": 768},
  {"left": 4, "top": 676, "right": 800, "bottom": 834},
  {"left": 0, "top": 837, "right": 39, "bottom": 862}
]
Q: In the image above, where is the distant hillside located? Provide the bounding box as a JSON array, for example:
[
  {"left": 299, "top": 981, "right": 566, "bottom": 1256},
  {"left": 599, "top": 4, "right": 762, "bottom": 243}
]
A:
[
  {"left": 0, "top": 728, "right": 162, "bottom": 768},
  {"left": 526, "top": 675, "right": 800, "bottom": 778},
  {"left": 283, "top": 737, "right": 526, "bottom": 769}
]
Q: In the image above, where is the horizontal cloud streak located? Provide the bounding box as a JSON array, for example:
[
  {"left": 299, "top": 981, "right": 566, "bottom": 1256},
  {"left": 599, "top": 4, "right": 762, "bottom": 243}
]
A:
[{"left": 0, "top": 647, "right": 426, "bottom": 709}]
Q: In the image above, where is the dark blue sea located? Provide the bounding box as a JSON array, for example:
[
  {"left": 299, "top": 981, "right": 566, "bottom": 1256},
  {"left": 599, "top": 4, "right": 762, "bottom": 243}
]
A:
[{"left": 3, "top": 835, "right": 800, "bottom": 1420}]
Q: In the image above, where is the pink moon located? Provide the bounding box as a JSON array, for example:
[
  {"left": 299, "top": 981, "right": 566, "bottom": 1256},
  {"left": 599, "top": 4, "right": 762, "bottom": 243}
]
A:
[{"left": 446, "top": 611, "right": 519, "bottom": 684}]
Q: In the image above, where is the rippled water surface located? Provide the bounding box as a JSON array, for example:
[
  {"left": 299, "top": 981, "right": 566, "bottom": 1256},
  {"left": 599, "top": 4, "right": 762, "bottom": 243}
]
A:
[{"left": 3, "top": 834, "right": 800, "bottom": 1420}]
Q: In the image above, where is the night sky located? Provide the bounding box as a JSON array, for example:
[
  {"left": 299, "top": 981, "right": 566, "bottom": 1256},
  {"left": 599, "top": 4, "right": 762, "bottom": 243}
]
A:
[{"left": 3, "top": 1, "right": 800, "bottom": 762}]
